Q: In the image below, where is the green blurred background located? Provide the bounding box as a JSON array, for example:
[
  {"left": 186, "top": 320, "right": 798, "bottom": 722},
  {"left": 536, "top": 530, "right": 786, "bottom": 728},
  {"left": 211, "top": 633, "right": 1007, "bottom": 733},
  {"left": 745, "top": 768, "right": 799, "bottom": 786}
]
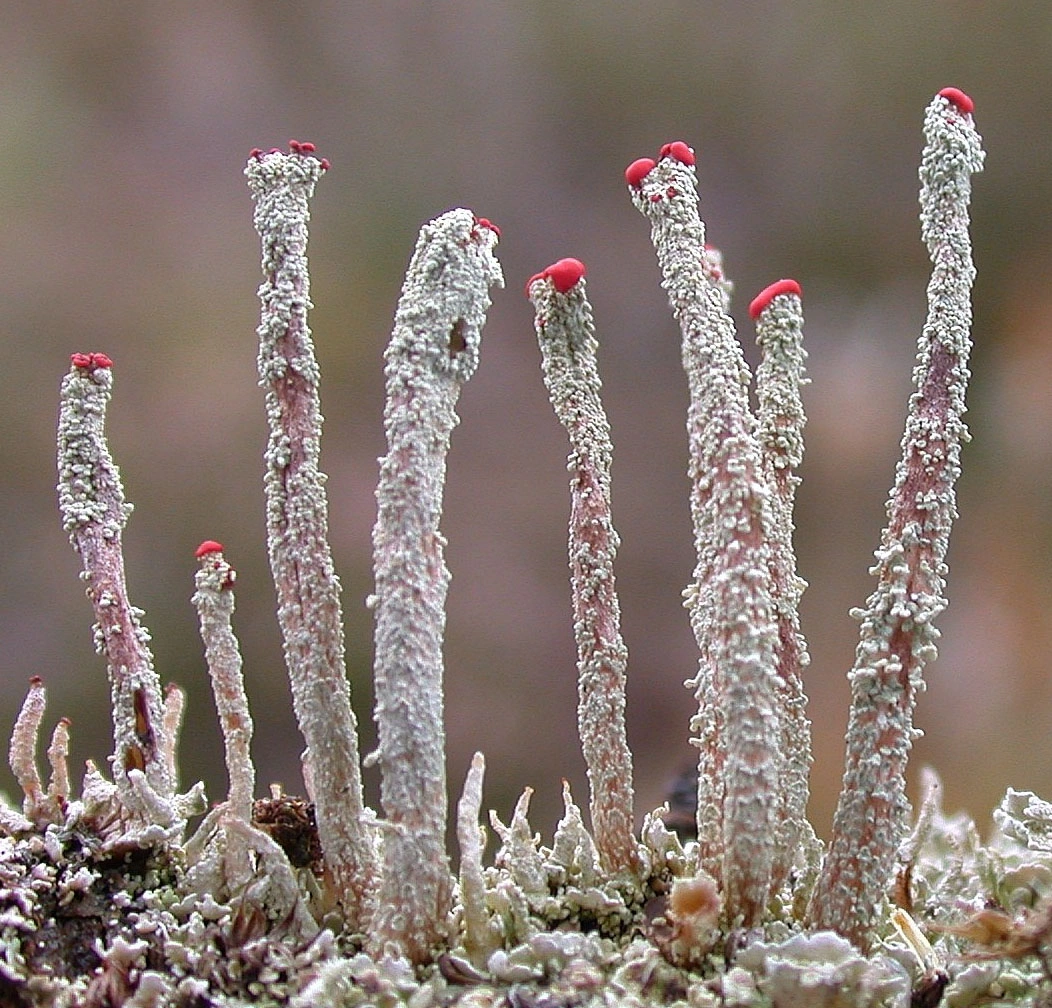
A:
[{"left": 3, "top": 0, "right": 1051, "bottom": 847}]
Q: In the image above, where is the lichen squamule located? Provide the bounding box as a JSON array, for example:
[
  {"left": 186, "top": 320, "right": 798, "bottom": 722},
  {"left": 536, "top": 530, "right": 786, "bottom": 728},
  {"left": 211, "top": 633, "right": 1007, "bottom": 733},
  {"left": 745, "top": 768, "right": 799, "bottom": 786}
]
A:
[{"left": 7, "top": 95, "right": 1050, "bottom": 1006}]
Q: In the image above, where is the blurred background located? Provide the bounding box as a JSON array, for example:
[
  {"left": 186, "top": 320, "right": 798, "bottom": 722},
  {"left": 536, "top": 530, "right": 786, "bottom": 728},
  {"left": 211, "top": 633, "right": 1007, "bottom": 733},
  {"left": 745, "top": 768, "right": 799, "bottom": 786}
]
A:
[{"left": 2, "top": 0, "right": 1051, "bottom": 849}]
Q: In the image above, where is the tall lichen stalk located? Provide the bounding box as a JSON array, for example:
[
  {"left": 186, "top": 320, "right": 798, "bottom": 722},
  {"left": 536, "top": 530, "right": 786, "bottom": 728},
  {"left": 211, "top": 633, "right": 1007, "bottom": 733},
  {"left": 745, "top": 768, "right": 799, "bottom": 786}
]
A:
[
  {"left": 751, "top": 283, "right": 820, "bottom": 891},
  {"left": 807, "top": 87, "right": 985, "bottom": 949},
  {"left": 369, "top": 209, "right": 503, "bottom": 962},
  {"left": 626, "top": 144, "right": 804, "bottom": 927},
  {"left": 0, "top": 92, "right": 1006, "bottom": 1007},
  {"left": 528, "top": 259, "right": 640, "bottom": 877},
  {"left": 245, "top": 146, "right": 378, "bottom": 928}
]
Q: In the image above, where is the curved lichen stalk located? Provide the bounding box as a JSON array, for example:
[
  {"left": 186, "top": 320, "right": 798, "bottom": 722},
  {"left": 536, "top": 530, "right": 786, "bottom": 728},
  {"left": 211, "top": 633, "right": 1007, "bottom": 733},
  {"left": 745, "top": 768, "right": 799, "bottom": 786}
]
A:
[
  {"left": 808, "top": 87, "right": 985, "bottom": 949},
  {"left": 56, "top": 352, "right": 173, "bottom": 808},
  {"left": 369, "top": 209, "right": 503, "bottom": 963}
]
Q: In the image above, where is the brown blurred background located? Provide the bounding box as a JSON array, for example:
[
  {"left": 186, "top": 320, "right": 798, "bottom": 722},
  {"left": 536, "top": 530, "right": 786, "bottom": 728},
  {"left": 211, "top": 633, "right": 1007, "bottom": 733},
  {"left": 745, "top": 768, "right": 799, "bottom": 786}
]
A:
[{"left": 2, "top": 0, "right": 1051, "bottom": 848}]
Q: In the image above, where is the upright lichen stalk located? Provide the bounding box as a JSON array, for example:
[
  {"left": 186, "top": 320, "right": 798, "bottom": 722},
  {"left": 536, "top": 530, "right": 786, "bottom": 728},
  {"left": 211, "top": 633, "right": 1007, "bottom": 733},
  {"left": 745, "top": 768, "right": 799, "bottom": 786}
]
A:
[
  {"left": 245, "top": 144, "right": 378, "bottom": 927},
  {"left": 191, "top": 542, "right": 254, "bottom": 824},
  {"left": 750, "top": 280, "right": 819, "bottom": 890},
  {"left": 369, "top": 209, "right": 503, "bottom": 962},
  {"left": 808, "top": 88, "right": 985, "bottom": 949},
  {"left": 527, "top": 258, "right": 639, "bottom": 876},
  {"left": 56, "top": 352, "right": 173, "bottom": 807},
  {"left": 626, "top": 145, "right": 787, "bottom": 926}
]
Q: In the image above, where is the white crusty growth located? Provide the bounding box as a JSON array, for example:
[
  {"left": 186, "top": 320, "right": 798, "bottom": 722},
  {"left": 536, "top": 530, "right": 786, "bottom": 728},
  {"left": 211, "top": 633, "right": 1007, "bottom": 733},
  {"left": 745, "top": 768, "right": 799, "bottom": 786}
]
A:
[
  {"left": 369, "top": 208, "right": 503, "bottom": 963},
  {"left": 808, "top": 90, "right": 985, "bottom": 949},
  {"left": 246, "top": 148, "right": 378, "bottom": 928}
]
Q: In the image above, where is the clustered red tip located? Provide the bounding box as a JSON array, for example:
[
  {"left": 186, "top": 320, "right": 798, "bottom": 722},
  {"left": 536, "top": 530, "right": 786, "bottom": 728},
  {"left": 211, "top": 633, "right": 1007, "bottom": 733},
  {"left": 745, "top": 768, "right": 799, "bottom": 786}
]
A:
[
  {"left": 251, "top": 143, "right": 328, "bottom": 167},
  {"left": 195, "top": 540, "right": 225, "bottom": 558},
  {"left": 475, "top": 217, "right": 502, "bottom": 239},
  {"left": 626, "top": 141, "right": 697, "bottom": 189},
  {"left": 625, "top": 157, "right": 657, "bottom": 189},
  {"left": 70, "top": 352, "right": 113, "bottom": 370},
  {"left": 748, "top": 278, "right": 802, "bottom": 319},
  {"left": 525, "top": 257, "right": 587, "bottom": 296},
  {"left": 660, "top": 140, "right": 696, "bottom": 166},
  {"left": 938, "top": 87, "right": 974, "bottom": 115}
]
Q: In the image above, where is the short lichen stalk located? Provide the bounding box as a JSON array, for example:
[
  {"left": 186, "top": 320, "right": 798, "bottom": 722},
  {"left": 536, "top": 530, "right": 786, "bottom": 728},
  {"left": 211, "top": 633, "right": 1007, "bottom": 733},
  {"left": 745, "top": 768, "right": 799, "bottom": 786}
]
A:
[
  {"left": 245, "top": 144, "right": 378, "bottom": 928},
  {"left": 455, "top": 751, "right": 493, "bottom": 967},
  {"left": 808, "top": 88, "right": 985, "bottom": 949},
  {"left": 627, "top": 144, "right": 790, "bottom": 926},
  {"left": 369, "top": 209, "right": 503, "bottom": 963},
  {"left": 527, "top": 257, "right": 640, "bottom": 877},
  {"left": 191, "top": 541, "right": 254, "bottom": 824},
  {"left": 56, "top": 352, "right": 173, "bottom": 808},
  {"left": 7, "top": 678, "right": 70, "bottom": 830}
]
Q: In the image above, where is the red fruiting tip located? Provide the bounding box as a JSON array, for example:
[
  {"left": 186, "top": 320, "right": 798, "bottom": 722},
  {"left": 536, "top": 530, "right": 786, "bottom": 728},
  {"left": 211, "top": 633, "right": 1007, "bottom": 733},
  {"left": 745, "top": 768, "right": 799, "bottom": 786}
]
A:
[
  {"left": 476, "top": 217, "right": 501, "bottom": 238},
  {"left": 268, "top": 147, "right": 281, "bottom": 155},
  {"left": 524, "top": 271, "right": 546, "bottom": 296},
  {"left": 649, "top": 193, "right": 663, "bottom": 202},
  {"left": 660, "top": 141, "right": 696, "bottom": 166},
  {"left": 938, "top": 87, "right": 974, "bottom": 114},
  {"left": 249, "top": 147, "right": 263, "bottom": 159},
  {"left": 319, "top": 157, "right": 331, "bottom": 171},
  {"left": 544, "top": 257, "right": 587, "bottom": 293},
  {"left": 29, "top": 675, "right": 44, "bottom": 686},
  {"left": 299, "top": 141, "right": 316, "bottom": 153},
  {"left": 525, "top": 259, "right": 587, "bottom": 296},
  {"left": 71, "top": 352, "right": 112, "bottom": 370},
  {"left": 748, "top": 278, "right": 802, "bottom": 319},
  {"left": 195, "top": 540, "right": 225, "bottom": 558},
  {"left": 625, "top": 157, "right": 657, "bottom": 188},
  {"left": 289, "top": 140, "right": 302, "bottom": 152}
]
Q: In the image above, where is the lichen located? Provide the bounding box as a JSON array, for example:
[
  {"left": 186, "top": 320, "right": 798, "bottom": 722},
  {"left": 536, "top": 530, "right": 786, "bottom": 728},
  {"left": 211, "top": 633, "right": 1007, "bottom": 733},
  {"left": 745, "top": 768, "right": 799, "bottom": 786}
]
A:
[{"left": 4, "top": 98, "right": 1050, "bottom": 1007}]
